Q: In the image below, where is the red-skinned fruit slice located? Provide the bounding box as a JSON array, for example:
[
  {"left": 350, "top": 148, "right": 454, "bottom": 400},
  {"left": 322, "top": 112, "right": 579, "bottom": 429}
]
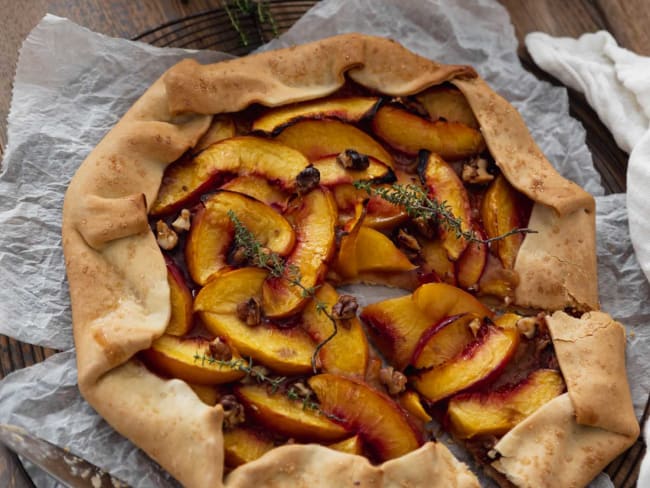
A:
[
  {"left": 262, "top": 188, "right": 338, "bottom": 318},
  {"left": 309, "top": 373, "right": 423, "bottom": 462},
  {"left": 418, "top": 151, "right": 473, "bottom": 260},
  {"left": 455, "top": 226, "right": 488, "bottom": 291},
  {"left": 328, "top": 435, "right": 364, "bottom": 456},
  {"left": 411, "top": 313, "right": 480, "bottom": 369},
  {"left": 223, "top": 427, "right": 275, "bottom": 468},
  {"left": 355, "top": 227, "right": 417, "bottom": 273},
  {"left": 150, "top": 136, "right": 310, "bottom": 216},
  {"left": 193, "top": 115, "right": 236, "bottom": 154},
  {"left": 185, "top": 191, "right": 295, "bottom": 286},
  {"left": 371, "top": 105, "right": 484, "bottom": 160},
  {"left": 194, "top": 267, "right": 317, "bottom": 375},
  {"left": 481, "top": 174, "right": 526, "bottom": 269},
  {"left": 301, "top": 283, "right": 369, "bottom": 377},
  {"left": 275, "top": 119, "right": 395, "bottom": 168},
  {"left": 312, "top": 155, "right": 395, "bottom": 187},
  {"left": 234, "top": 384, "right": 348, "bottom": 442},
  {"left": 447, "top": 369, "right": 565, "bottom": 439},
  {"left": 419, "top": 239, "right": 456, "bottom": 286},
  {"left": 188, "top": 384, "right": 221, "bottom": 406},
  {"left": 332, "top": 201, "right": 367, "bottom": 279},
  {"left": 411, "top": 323, "right": 520, "bottom": 403},
  {"left": 165, "top": 260, "right": 193, "bottom": 336},
  {"left": 415, "top": 86, "right": 479, "bottom": 129},
  {"left": 253, "top": 97, "right": 379, "bottom": 134},
  {"left": 220, "top": 175, "right": 290, "bottom": 211},
  {"left": 412, "top": 282, "right": 494, "bottom": 323},
  {"left": 142, "top": 335, "right": 245, "bottom": 385},
  {"left": 399, "top": 390, "right": 433, "bottom": 423}
]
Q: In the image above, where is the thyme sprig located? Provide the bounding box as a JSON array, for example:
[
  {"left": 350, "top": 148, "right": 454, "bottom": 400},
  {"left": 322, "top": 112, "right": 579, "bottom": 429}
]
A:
[
  {"left": 223, "top": 0, "right": 279, "bottom": 47},
  {"left": 228, "top": 210, "right": 341, "bottom": 373},
  {"left": 353, "top": 181, "right": 536, "bottom": 244}
]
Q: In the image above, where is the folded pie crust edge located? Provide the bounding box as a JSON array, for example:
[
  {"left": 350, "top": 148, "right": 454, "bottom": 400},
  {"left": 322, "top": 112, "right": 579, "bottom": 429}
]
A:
[{"left": 61, "top": 33, "right": 629, "bottom": 487}]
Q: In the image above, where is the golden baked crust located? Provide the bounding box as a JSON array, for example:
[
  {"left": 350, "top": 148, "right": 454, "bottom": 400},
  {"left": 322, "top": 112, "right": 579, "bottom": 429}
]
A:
[{"left": 61, "top": 33, "right": 630, "bottom": 487}]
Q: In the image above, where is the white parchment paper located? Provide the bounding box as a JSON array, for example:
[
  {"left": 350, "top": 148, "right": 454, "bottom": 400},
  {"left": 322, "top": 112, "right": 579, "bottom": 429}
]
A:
[{"left": 0, "top": 1, "right": 646, "bottom": 487}]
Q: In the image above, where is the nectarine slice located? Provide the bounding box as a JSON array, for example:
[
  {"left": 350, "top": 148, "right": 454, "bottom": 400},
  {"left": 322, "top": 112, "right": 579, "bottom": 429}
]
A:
[
  {"left": 275, "top": 119, "right": 394, "bottom": 168},
  {"left": 412, "top": 282, "right": 494, "bottom": 322},
  {"left": 411, "top": 324, "right": 520, "bottom": 403},
  {"left": 481, "top": 174, "right": 526, "bottom": 269},
  {"left": 313, "top": 155, "right": 395, "bottom": 187},
  {"left": 234, "top": 384, "right": 348, "bottom": 442},
  {"left": 332, "top": 201, "right": 367, "bottom": 279},
  {"left": 151, "top": 136, "right": 309, "bottom": 215},
  {"left": 221, "top": 175, "right": 289, "bottom": 210},
  {"left": 328, "top": 435, "right": 364, "bottom": 456},
  {"left": 455, "top": 227, "right": 488, "bottom": 291},
  {"left": 193, "top": 115, "right": 236, "bottom": 154},
  {"left": 447, "top": 369, "right": 565, "bottom": 439},
  {"left": 309, "top": 373, "right": 423, "bottom": 462},
  {"left": 418, "top": 151, "right": 473, "bottom": 260},
  {"left": 223, "top": 427, "right": 275, "bottom": 468},
  {"left": 416, "top": 86, "right": 479, "bottom": 129},
  {"left": 399, "top": 390, "right": 432, "bottom": 423},
  {"left": 195, "top": 268, "right": 317, "bottom": 374},
  {"left": 355, "top": 227, "right": 417, "bottom": 273},
  {"left": 189, "top": 383, "right": 221, "bottom": 406},
  {"left": 165, "top": 260, "right": 193, "bottom": 336},
  {"left": 185, "top": 191, "right": 295, "bottom": 286},
  {"left": 419, "top": 239, "right": 456, "bottom": 285},
  {"left": 142, "top": 335, "right": 245, "bottom": 385},
  {"left": 301, "top": 283, "right": 369, "bottom": 377},
  {"left": 411, "top": 314, "right": 480, "bottom": 369},
  {"left": 371, "top": 105, "right": 484, "bottom": 160},
  {"left": 262, "top": 188, "right": 337, "bottom": 318},
  {"left": 253, "top": 97, "right": 379, "bottom": 134}
]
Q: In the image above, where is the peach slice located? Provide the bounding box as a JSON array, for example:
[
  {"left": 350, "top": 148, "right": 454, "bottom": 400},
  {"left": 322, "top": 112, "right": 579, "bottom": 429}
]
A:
[
  {"left": 328, "top": 435, "right": 364, "bottom": 456},
  {"left": 418, "top": 151, "right": 473, "bottom": 260},
  {"left": 165, "top": 260, "right": 193, "bottom": 336},
  {"left": 411, "top": 314, "right": 480, "bottom": 369},
  {"left": 234, "top": 384, "right": 348, "bottom": 442},
  {"left": 455, "top": 227, "right": 488, "bottom": 291},
  {"left": 420, "top": 239, "right": 456, "bottom": 285},
  {"left": 142, "top": 335, "right": 245, "bottom": 385},
  {"left": 195, "top": 267, "right": 317, "bottom": 374},
  {"left": 223, "top": 427, "right": 275, "bottom": 468},
  {"left": 360, "top": 294, "right": 434, "bottom": 371},
  {"left": 275, "top": 119, "right": 395, "bottom": 168},
  {"left": 371, "top": 105, "right": 484, "bottom": 160},
  {"left": 412, "top": 283, "right": 493, "bottom": 322},
  {"left": 447, "top": 369, "right": 565, "bottom": 439},
  {"left": 355, "top": 227, "right": 417, "bottom": 273},
  {"left": 262, "top": 188, "right": 337, "bottom": 318},
  {"left": 411, "top": 324, "right": 520, "bottom": 403},
  {"left": 416, "top": 86, "right": 479, "bottom": 129},
  {"left": 478, "top": 253, "right": 519, "bottom": 299},
  {"left": 332, "top": 201, "right": 367, "bottom": 279},
  {"left": 313, "top": 155, "right": 395, "bottom": 187},
  {"left": 309, "top": 373, "right": 423, "bottom": 462},
  {"left": 189, "top": 383, "right": 221, "bottom": 406},
  {"left": 481, "top": 174, "right": 526, "bottom": 269},
  {"left": 193, "top": 114, "right": 236, "bottom": 154},
  {"left": 331, "top": 184, "right": 407, "bottom": 230},
  {"left": 252, "top": 97, "right": 379, "bottom": 134},
  {"left": 399, "top": 390, "right": 432, "bottom": 423},
  {"left": 221, "top": 175, "right": 289, "bottom": 211},
  {"left": 185, "top": 191, "right": 295, "bottom": 286},
  {"left": 301, "top": 283, "right": 369, "bottom": 377},
  {"left": 150, "top": 136, "right": 309, "bottom": 215}
]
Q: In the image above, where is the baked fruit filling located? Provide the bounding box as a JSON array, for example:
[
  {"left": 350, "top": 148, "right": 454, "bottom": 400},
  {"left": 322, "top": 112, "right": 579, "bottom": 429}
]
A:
[{"left": 142, "top": 82, "right": 566, "bottom": 473}]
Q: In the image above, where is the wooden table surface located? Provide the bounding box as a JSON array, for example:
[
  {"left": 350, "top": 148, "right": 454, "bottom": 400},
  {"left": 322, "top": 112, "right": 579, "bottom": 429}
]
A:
[{"left": 0, "top": 1, "right": 648, "bottom": 487}]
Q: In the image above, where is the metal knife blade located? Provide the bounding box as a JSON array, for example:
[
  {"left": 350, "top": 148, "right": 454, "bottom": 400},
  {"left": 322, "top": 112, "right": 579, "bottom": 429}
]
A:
[{"left": 0, "top": 424, "right": 129, "bottom": 488}]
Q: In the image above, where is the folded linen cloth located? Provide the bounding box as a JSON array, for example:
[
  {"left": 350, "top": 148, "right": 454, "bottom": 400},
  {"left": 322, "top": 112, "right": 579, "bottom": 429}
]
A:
[{"left": 525, "top": 30, "right": 650, "bottom": 487}]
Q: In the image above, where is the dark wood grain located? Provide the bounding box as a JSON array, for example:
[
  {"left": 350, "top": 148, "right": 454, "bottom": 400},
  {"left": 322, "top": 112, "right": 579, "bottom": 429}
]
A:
[{"left": 0, "top": 444, "right": 35, "bottom": 488}]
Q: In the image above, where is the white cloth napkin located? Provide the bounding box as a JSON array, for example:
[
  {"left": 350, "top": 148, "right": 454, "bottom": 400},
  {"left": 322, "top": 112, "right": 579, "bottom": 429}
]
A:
[{"left": 526, "top": 30, "right": 650, "bottom": 487}]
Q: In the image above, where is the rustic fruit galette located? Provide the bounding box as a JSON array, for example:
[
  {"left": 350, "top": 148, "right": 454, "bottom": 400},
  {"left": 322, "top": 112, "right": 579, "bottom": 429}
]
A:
[{"left": 62, "top": 34, "right": 639, "bottom": 488}]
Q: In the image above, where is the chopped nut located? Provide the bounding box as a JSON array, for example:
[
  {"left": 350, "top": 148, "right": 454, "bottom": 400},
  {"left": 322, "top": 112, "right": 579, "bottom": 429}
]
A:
[
  {"left": 156, "top": 220, "right": 178, "bottom": 250},
  {"left": 413, "top": 216, "right": 437, "bottom": 239},
  {"left": 336, "top": 149, "right": 370, "bottom": 170},
  {"left": 332, "top": 294, "right": 359, "bottom": 322},
  {"left": 208, "top": 338, "right": 232, "bottom": 361},
  {"left": 516, "top": 316, "right": 539, "bottom": 339},
  {"left": 487, "top": 449, "right": 499, "bottom": 459},
  {"left": 220, "top": 395, "right": 245, "bottom": 429},
  {"left": 461, "top": 157, "right": 494, "bottom": 185},
  {"left": 296, "top": 166, "right": 321, "bottom": 194},
  {"left": 379, "top": 366, "right": 407, "bottom": 395},
  {"left": 396, "top": 229, "right": 421, "bottom": 258},
  {"left": 171, "top": 209, "right": 191, "bottom": 233},
  {"left": 291, "top": 381, "right": 313, "bottom": 399},
  {"left": 231, "top": 246, "right": 249, "bottom": 266},
  {"left": 468, "top": 317, "right": 482, "bottom": 337},
  {"left": 237, "top": 297, "right": 262, "bottom": 326},
  {"left": 241, "top": 365, "right": 272, "bottom": 385}
]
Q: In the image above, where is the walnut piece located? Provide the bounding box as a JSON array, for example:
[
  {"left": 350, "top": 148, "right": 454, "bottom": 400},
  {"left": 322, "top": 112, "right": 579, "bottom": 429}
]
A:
[
  {"left": 171, "top": 209, "right": 191, "bottom": 233},
  {"left": 208, "top": 338, "right": 232, "bottom": 361},
  {"left": 220, "top": 395, "right": 246, "bottom": 429},
  {"left": 462, "top": 157, "right": 494, "bottom": 185},
  {"left": 336, "top": 149, "right": 370, "bottom": 170},
  {"left": 332, "top": 294, "right": 359, "bottom": 322},
  {"left": 516, "top": 316, "right": 540, "bottom": 339},
  {"left": 396, "top": 229, "right": 421, "bottom": 259},
  {"left": 237, "top": 297, "right": 262, "bottom": 326},
  {"left": 156, "top": 220, "right": 178, "bottom": 250},
  {"left": 379, "top": 366, "right": 407, "bottom": 395},
  {"left": 296, "top": 166, "right": 321, "bottom": 194},
  {"left": 468, "top": 317, "right": 482, "bottom": 337}
]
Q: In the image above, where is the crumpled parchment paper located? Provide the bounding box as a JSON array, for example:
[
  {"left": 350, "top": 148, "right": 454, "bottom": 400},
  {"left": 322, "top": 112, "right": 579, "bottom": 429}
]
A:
[{"left": 0, "top": 1, "right": 646, "bottom": 487}]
